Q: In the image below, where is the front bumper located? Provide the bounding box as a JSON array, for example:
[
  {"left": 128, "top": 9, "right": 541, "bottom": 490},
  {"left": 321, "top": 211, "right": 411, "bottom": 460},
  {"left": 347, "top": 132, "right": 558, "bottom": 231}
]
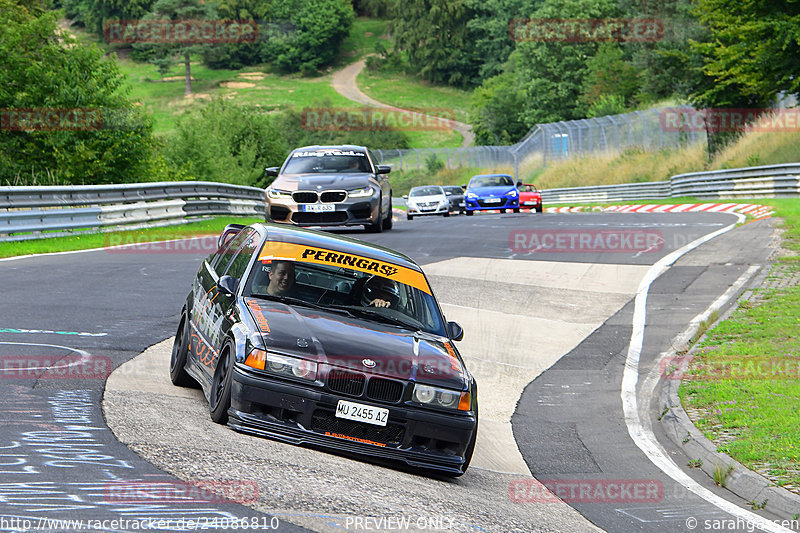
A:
[
  {"left": 407, "top": 203, "right": 450, "bottom": 216},
  {"left": 267, "top": 195, "right": 380, "bottom": 227},
  {"left": 465, "top": 197, "right": 519, "bottom": 212},
  {"left": 229, "top": 365, "right": 477, "bottom": 475}
]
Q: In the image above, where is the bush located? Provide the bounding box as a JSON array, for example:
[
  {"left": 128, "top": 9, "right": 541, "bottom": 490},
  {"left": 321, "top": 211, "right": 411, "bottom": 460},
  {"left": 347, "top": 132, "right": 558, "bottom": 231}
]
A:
[{"left": 163, "top": 99, "right": 287, "bottom": 188}]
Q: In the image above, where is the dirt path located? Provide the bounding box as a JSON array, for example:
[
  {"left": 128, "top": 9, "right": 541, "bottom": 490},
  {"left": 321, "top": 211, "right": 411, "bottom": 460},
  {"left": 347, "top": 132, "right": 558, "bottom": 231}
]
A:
[{"left": 331, "top": 59, "right": 475, "bottom": 148}]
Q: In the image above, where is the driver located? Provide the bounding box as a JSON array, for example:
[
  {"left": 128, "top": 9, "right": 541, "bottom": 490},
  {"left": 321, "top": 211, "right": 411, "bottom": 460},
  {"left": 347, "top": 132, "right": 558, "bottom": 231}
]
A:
[
  {"left": 266, "top": 260, "right": 296, "bottom": 296},
  {"left": 361, "top": 275, "right": 400, "bottom": 308}
]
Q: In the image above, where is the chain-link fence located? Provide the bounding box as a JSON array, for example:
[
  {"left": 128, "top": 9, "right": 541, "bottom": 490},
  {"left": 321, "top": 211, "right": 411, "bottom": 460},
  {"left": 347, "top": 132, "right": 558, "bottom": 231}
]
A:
[{"left": 373, "top": 106, "right": 706, "bottom": 177}]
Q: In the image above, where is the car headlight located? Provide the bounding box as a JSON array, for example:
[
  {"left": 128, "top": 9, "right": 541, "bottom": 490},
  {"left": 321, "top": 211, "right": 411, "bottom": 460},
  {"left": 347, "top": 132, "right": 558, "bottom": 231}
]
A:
[
  {"left": 347, "top": 186, "right": 374, "bottom": 198},
  {"left": 245, "top": 348, "right": 317, "bottom": 381},
  {"left": 412, "top": 384, "right": 471, "bottom": 411},
  {"left": 465, "top": 192, "right": 477, "bottom": 199},
  {"left": 267, "top": 189, "right": 292, "bottom": 200},
  {"left": 505, "top": 190, "right": 518, "bottom": 197}
]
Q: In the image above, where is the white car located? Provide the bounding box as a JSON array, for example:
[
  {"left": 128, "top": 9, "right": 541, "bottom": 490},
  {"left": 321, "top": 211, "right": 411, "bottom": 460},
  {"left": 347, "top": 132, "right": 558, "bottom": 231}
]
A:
[{"left": 404, "top": 186, "right": 450, "bottom": 220}]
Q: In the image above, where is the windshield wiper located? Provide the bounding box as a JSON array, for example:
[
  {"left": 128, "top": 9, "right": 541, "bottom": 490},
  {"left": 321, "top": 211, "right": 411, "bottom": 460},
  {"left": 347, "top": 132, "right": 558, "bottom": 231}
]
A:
[{"left": 250, "top": 294, "right": 330, "bottom": 311}]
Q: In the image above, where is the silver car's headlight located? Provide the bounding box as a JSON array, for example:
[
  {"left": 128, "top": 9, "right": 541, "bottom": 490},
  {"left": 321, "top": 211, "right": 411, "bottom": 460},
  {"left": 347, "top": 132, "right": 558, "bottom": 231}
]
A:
[
  {"left": 412, "top": 384, "right": 470, "bottom": 411},
  {"left": 267, "top": 189, "right": 292, "bottom": 200},
  {"left": 347, "top": 186, "right": 374, "bottom": 198}
]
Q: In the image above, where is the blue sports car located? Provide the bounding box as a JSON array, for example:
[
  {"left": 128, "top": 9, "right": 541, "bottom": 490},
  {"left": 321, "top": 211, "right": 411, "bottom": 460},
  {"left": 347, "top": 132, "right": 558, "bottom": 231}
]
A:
[{"left": 462, "top": 174, "right": 521, "bottom": 215}]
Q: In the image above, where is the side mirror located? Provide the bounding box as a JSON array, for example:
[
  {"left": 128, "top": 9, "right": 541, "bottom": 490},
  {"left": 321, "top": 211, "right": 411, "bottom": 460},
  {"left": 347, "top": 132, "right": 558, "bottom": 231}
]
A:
[
  {"left": 516, "top": 181, "right": 522, "bottom": 187},
  {"left": 218, "top": 275, "right": 239, "bottom": 297},
  {"left": 447, "top": 321, "right": 464, "bottom": 342},
  {"left": 376, "top": 165, "right": 391, "bottom": 174},
  {"left": 265, "top": 167, "right": 279, "bottom": 177},
  {"left": 460, "top": 184, "right": 466, "bottom": 189},
  {"left": 402, "top": 195, "right": 408, "bottom": 200}
]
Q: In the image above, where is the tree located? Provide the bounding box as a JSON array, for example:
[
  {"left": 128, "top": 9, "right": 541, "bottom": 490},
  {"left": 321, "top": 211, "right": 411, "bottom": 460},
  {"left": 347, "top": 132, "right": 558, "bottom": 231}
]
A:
[
  {"left": 391, "top": 0, "right": 475, "bottom": 87},
  {"left": 691, "top": 0, "right": 800, "bottom": 107},
  {"left": 134, "top": 0, "right": 216, "bottom": 95},
  {"left": 581, "top": 44, "right": 640, "bottom": 110},
  {"left": 0, "top": 0, "right": 156, "bottom": 184}
]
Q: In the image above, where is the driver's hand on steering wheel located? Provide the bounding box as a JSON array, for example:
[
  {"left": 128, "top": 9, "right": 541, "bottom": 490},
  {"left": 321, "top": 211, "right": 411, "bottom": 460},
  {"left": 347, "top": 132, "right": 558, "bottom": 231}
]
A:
[{"left": 369, "top": 299, "right": 391, "bottom": 308}]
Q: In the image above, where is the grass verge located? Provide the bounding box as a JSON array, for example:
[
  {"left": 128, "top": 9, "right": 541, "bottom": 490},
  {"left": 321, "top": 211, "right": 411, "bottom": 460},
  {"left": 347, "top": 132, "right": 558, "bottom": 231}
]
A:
[
  {"left": 0, "top": 217, "right": 262, "bottom": 259},
  {"left": 357, "top": 69, "right": 473, "bottom": 124},
  {"left": 678, "top": 198, "right": 800, "bottom": 490}
]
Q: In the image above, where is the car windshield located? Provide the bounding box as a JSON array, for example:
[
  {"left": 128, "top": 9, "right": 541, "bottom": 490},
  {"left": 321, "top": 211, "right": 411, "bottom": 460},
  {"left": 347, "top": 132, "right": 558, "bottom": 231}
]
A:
[
  {"left": 244, "top": 246, "right": 447, "bottom": 337},
  {"left": 520, "top": 184, "right": 537, "bottom": 192},
  {"left": 410, "top": 186, "right": 443, "bottom": 197},
  {"left": 282, "top": 150, "right": 370, "bottom": 174},
  {"left": 443, "top": 186, "right": 462, "bottom": 195},
  {"left": 469, "top": 175, "right": 514, "bottom": 188}
]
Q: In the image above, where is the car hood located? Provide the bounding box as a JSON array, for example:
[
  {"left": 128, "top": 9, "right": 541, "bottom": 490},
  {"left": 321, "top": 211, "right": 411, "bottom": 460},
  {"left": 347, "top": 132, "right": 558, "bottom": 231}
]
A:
[
  {"left": 408, "top": 195, "right": 446, "bottom": 203},
  {"left": 467, "top": 185, "right": 516, "bottom": 197},
  {"left": 244, "top": 298, "right": 466, "bottom": 389},
  {"left": 270, "top": 173, "right": 374, "bottom": 192}
]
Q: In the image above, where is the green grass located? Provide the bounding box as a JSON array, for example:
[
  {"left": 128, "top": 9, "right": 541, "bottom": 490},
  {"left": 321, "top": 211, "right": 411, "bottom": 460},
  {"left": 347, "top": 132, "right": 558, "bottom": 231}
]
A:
[
  {"left": 337, "top": 18, "right": 392, "bottom": 63},
  {"left": 0, "top": 217, "right": 261, "bottom": 259},
  {"left": 357, "top": 69, "right": 473, "bottom": 124},
  {"left": 677, "top": 199, "right": 800, "bottom": 489},
  {"left": 118, "top": 59, "right": 352, "bottom": 136}
]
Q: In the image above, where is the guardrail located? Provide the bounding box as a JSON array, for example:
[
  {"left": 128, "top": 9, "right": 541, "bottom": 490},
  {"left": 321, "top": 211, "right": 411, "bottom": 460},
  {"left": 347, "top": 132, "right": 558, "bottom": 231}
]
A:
[
  {"left": 2, "top": 163, "right": 797, "bottom": 241},
  {"left": 0, "top": 182, "right": 265, "bottom": 241},
  {"left": 540, "top": 163, "right": 800, "bottom": 204}
]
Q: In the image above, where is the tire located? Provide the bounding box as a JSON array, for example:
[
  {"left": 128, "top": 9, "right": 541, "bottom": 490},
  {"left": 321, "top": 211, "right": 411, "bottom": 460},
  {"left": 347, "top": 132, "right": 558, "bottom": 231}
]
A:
[
  {"left": 513, "top": 208, "right": 520, "bottom": 213},
  {"left": 382, "top": 208, "right": 393, "bottom": 230},
  {"left": 407, "top": 213, "right": 414, "bottom": 221},
  {"left": 365, "top": 197, "right": 384, "bottom": 233},
  {"left": 536, "top": 205, "right": 543, "bottom": 213},
  {"left": 465, "top": 210, "right": 473, "bottom": 216},
  {"left": 443, "top": 211, "right": 450, "bottom": 217},
  {"left": 169, "top": 313, "right": 194, "bottom": 387},
  {"left": 209, "top": 344, "right": 234, "bottom": 424}
]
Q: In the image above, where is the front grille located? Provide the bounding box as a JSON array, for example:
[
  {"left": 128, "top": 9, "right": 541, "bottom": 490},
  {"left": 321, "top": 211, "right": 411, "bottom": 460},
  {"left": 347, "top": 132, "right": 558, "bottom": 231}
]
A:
[
  {"left": 312, "top": 411, "right": 404, "bottom": 446},
  {"left": 292, "top": 191, "right": 318, "bottom": 204},
  {"left": 321, "top": 191, "right": 346, "bottom": 203},
  {"left": 269, "top": 205, "right": 290, "bottom": 222},
  {"left": 477, "top": 198, "right": 507, "bottom": 208},
  {"left": 419, "top": 201, "right": 438, "bottom": 208},
  {"left": 327, "top": 369, "right": 365, "bottom": 396},
  {"left": 366, "top": 378, "right": 404, "bottom": 403},
  {"left": 292, "top": 211, "right": 348, "bottom": 224}
]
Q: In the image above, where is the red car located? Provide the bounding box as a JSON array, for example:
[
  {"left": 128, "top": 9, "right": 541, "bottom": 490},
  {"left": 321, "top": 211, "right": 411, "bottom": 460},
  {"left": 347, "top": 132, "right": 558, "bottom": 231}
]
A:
[{"left": 518, "top": 184, "right": 543, "bottom": 213}]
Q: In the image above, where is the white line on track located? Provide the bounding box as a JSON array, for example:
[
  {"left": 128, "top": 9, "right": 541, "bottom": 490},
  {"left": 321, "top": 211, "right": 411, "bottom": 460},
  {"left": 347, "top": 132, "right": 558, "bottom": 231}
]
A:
[
  {"left": 620, "top": 214, "right": 793, "bottom": 532},
  {"left": 0, "top": 341, "right": 91, "bottom": 372}
]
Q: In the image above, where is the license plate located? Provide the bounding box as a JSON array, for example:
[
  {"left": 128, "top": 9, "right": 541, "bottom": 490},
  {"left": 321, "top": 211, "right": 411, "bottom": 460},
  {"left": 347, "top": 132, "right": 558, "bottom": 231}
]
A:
[
  {"left": 523, "top": 201, "right": 537, "bottom": 206},
  {"left": 335, "top": 400, "right": 388, "bottom": 426},
  {"left": 458, "top": 202, "right": 465, "bottom": 207},
  {"left": 484, "top": 198, "right": 501, "bottom": 204},
  {"left": 303, "top": 204, "right": 334, "bottom": 212}
]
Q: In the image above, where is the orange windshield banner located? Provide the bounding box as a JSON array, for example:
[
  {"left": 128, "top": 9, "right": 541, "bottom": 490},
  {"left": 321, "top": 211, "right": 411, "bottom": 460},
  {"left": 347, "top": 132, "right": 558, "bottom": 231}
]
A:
[{"left": 257, "top": 242, "right": 431, "bottom": 294}]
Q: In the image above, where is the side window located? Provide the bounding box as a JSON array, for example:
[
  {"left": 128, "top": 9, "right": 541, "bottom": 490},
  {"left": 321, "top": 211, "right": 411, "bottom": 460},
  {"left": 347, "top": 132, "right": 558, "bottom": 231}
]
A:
[
  {"left": 214, "top": 229, "right": 255, "bottom": 276},
  {"left": 223, "top": 230, "right": 259, "bottom": 282}
]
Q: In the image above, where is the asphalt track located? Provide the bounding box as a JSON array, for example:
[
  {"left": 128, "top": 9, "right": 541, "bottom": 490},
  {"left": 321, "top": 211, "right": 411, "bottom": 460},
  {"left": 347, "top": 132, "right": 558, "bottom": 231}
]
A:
[{"left": 0, "top": 211, "right": 785, "bottom": 532}]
